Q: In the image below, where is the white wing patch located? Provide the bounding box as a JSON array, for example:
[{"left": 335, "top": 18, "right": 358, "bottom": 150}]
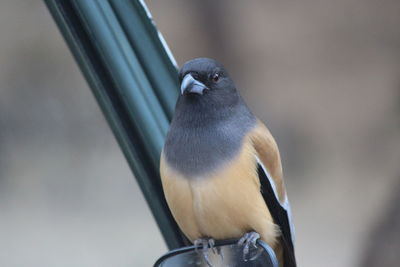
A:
[{"left": 255, "top": 156, "right": 296, "bottom": 243}]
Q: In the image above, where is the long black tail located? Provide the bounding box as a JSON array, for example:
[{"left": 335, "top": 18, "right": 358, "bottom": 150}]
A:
[{"left": 257, "top": 164, "right": 297, "bottom": 267}]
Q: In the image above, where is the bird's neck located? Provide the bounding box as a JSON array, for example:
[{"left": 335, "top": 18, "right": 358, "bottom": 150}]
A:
[
  {"left": 173, "top": 92, "right": 242, "bottom": 128},
  {"left": 164, "top": 96, "right": 256, "bottom": 177}
]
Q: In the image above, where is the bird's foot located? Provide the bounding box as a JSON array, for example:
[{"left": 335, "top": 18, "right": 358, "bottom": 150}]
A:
[
  {"left": 238, "top": 231, "right": 262, "bottom": 261},
  {"left": 194, "top": 238, "right": 217, "bottom": 267}
]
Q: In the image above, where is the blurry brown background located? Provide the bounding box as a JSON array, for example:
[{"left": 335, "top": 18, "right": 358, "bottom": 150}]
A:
[{"left": 1, "top": 1, "right": 399, "bottom": 266}]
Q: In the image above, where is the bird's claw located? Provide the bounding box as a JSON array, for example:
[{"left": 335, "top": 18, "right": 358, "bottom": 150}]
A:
[
  {"left": 194, "top": 238, "right": 217, "bottom": 267},
  {"left": 238, "top": 231, "right": 262, "bottom": 261}
]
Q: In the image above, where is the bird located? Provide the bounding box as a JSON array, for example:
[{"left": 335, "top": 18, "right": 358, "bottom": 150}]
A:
[{"left": 160, "top": 58, "right": 296, "bottom": 267}]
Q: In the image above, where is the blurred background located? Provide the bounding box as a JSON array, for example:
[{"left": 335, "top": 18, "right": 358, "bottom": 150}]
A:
[{"left": 0, "top": 1, "right": 399, "bottom": 266}]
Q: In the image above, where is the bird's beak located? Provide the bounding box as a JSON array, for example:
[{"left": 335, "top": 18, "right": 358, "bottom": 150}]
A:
[{"left": 180, "top": 74, "right": 208, "bottom": 95}]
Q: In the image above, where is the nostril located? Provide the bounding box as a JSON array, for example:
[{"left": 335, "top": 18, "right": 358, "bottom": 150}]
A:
[{"left": 190, "top": 72, "right": 199, "bottom": 80}]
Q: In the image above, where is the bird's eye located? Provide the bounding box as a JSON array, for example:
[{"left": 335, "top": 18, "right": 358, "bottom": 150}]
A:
[{"left": 212, "top": 73, "right": 220, "bottom": 82}]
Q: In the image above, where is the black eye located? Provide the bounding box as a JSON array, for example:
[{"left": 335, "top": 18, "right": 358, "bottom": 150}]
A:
[{"left": 212, "top": 73, "right": 220, "bottom": 82}]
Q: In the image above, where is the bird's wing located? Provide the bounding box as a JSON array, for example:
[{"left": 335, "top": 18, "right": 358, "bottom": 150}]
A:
[{"left": 249, "top": 120, "right": 296, "bottom": 267}]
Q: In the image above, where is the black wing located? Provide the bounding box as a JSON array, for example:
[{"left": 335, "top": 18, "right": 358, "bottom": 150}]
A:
[{"left": 257, "top": 163, "right": 297, "bottom": 267}]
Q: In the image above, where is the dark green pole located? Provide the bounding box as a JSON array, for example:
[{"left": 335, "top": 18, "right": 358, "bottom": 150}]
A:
[{"left": 44, "top": 0, "right": 186, "bottom": 249}]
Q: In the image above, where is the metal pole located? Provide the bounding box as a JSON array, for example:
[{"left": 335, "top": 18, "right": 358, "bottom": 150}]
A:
[{"left": 44, "top": 0, "right": 186, "bottom": 249}]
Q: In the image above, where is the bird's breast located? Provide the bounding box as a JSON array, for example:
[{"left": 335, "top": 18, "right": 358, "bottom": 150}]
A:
[
  {"left": 160, "top": 135, "right": 277, "bottom": 243},
  {"left": 163, "top": 116, "right": 256, "bottom": 178}
]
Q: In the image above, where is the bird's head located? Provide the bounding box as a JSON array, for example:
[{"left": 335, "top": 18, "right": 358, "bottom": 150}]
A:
[{"left": 178, "top": 58, "right": 236, "bottom": 98}]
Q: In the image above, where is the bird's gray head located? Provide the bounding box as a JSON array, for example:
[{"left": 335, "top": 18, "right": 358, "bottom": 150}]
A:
[
  {"left": 164, "top": 58, "right": 256, "bottom": 176},
  {"left": 178, "top": 58, "right": 238, "bottom": 106},
  {"left": 173, "top": 58, "right": 249, "bottom": 126}
]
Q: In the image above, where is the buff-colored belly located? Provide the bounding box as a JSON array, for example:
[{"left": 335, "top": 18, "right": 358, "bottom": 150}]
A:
[{"left": 160, "top": 138, "right": 278, "bottom": 247}]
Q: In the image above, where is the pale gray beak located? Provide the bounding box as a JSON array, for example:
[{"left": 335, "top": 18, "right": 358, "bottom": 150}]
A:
[{"left": 180, "top": 74, "right": 209, "bottom": 95}]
